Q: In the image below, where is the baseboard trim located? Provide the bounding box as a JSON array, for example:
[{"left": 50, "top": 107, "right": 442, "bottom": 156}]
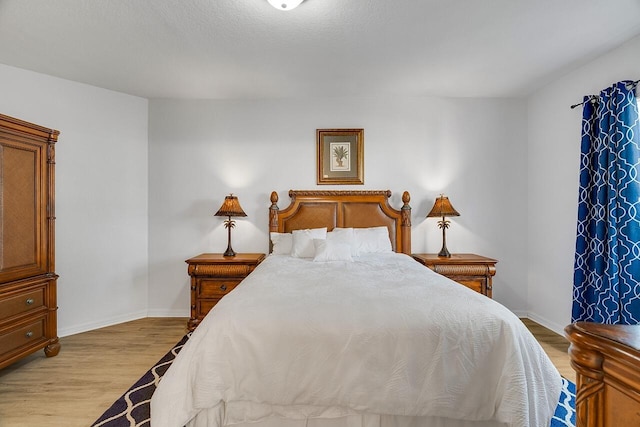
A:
[
  {"left": 522, "top": 312, "right": 567, "bottom": 337},
  {"left": 58, "top": 310, "right": 148, "bottom": 338},
  {"left": 146, "top": 308, "right": 189, "bottom": 317}
]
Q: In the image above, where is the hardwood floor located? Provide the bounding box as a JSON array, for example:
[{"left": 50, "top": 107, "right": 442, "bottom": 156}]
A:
[
  {"left": 522, "top": 318, "right": 575, "bottom": 382},
  {"left": 0, "top": 317, "right": 188, "bottom": 427},
  {"left": 0, "top": 317, "right": 573, "bottom": 427}
]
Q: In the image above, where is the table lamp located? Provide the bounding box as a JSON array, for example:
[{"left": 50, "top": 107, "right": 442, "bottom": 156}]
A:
[
  {"left": 426, "top": 194, "right": 460, "bottom": 258},
  {"left": 214, "top": 194, "right": 247, "bottom": 257}
]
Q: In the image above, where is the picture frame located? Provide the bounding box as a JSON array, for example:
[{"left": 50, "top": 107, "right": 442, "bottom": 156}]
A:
[{"left": 316, "top": 128, "right": 364, "bottom": 185}]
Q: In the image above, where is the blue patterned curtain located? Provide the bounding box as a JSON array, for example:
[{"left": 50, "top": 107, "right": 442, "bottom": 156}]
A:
[{"left": 572, "top": 81, "right": 640, "bottom": 324}]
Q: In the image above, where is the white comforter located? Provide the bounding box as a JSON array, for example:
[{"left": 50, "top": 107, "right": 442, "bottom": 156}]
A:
[{"left": 151, "top": 253, "right": 561, "bottom": 427}]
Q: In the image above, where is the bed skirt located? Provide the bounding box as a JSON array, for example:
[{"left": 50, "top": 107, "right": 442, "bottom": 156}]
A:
[{"left": 188, "top": 405, "right": 510, "bottom": 427}]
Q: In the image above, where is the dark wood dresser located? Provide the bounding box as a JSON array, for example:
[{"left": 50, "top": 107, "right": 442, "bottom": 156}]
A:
[
  {"left": 186, "top": 253, "right": 265, "bottom": 330},
  {"left": 0, "top": 114, "right": 60, "bottom": 369},
  {"left": 565, "top": 322, "right": 640, "bottom": 427}
]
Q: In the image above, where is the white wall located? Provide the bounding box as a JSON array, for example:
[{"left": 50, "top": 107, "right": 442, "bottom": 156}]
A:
[
  {"left": 0, "top": 64, "right": 149, "bottom": 336},
  {"left": 148, "top": 97, "right": 530, "bottom": 316},
  {"left": 0, "top": 64, "right": 531, "bottom": 336},
  {"left": 527, "top": 34, "right": 640, "bottom": 335},
  {"left": 2, "top": 33, "right": 637, "bottom": 337}
]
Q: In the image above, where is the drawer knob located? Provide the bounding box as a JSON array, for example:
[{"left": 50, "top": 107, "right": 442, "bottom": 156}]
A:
[
  {"left": 26, "top": 298, "right": 35, "bottom": 305},
  {"left": 220, "top": 284, "right": 227, "bottom": 291},
  {"left": 25, "top": 331, "right": 33, "bottom": 338}
]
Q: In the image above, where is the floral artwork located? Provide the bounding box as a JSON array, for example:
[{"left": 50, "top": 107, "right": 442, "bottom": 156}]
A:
[{"left": 330, "top": 143, "right": 350, "bottom": 171}]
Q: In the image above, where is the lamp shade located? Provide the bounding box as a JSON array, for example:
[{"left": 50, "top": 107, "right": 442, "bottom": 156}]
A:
[
  {"left": 267, "top": 0, "right": 304, "bottom": 11},
  {"left": 426, "top": 194, "right": 460, "bottom": 218},
  {"left": 214, "top": 194, "right": 247, "bottom": 218}
]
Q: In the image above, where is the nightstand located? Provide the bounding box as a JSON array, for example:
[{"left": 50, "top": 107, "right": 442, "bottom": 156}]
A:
[
  {"left": 185, "top": 253, "right": 265, "bottom": 331},
  {"left": 412, "top": 253, "right": 497, "bottom": 298}
]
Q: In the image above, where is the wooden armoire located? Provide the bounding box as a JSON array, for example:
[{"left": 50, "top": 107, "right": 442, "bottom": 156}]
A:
[{"left": 0, "top": 113, "right": 60, "bottom": 369}]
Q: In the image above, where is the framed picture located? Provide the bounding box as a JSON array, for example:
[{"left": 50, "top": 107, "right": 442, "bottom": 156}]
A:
[{"left": 316, "top": 128, "right": 364, "bottom": 185}]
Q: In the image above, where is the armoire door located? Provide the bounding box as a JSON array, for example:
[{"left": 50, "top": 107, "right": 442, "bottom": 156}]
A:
[{"left": 0, "top": 124, "right": 51, "bottom": 283}]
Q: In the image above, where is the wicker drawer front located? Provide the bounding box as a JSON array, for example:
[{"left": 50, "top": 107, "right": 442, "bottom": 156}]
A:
[
  {"left": 199, "top": 279, "right": 240, "bottom": 298},
  {"left": 432, "top": 265, "right": 489, "bottom": 276},
  {"left": 0, "top": 287, "right": 45, "bottom": 322},
  {"left": 191, "top": 264, "right": 252, "bottom": 277},
  {"left": 431, "top": 266, "right": 488, "bottom": 294},
  {"left": 0, "top": 317, "right": 46, "bottom": 358}
]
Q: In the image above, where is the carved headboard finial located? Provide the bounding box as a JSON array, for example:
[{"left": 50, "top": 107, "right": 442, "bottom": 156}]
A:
[
  {"left": 401, "top": 191, "right": 411, "bottom": 227},
  {"left": 402, "top": 191, "right": 410, "bottom": 205},
  {"left": 269, "top": 191, "right": 279, "bottom": 233}
]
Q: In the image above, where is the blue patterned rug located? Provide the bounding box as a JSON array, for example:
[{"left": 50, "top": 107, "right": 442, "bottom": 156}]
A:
[
  {"left": 92, "top": 334, "right": 576, "bottom": 427},
  {"left": 551, "top": 378, "right": 576, "bottom": 427}
]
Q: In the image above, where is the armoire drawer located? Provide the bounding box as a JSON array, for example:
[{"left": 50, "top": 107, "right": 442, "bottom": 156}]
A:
[
  {"left": 0, "top": 286, "right": 46, "bottom": 322},
  {"left": 0, "top": 317, "right": 46, "bottom": 359}
]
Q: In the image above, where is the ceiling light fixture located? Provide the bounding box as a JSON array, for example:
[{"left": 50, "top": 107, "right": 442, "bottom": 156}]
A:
[{"left": 267, "top": 0, "right": 304, "bottom": 11}]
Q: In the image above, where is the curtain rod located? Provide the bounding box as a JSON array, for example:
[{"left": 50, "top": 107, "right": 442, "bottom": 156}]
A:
[{"left": 570, "top": 79, "right": 639, "bottom": 109}]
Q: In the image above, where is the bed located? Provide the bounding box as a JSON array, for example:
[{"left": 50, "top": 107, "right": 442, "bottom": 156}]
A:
[
  {"left": 151, "top": 190, "right": 562, "bottom": 427},
  {"left": 565, "top": 321, "right": 640, "bottom": 426}
]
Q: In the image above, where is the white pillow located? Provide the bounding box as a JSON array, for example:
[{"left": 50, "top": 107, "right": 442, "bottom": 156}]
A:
[
  {"left": 353, "top": 226, "right": 392, "bottom": 254},
  {"left": 291, "top": 227, "right": 327, "bottom": 258},
  {"left": 312, "top": 238, "right": 353, "bottom": 262},
  {"left": 328, "top": 228, "right": 357, "bottom": 256},
  {"left": 270, "top": 232, "right": 293, "bottom": 255}
]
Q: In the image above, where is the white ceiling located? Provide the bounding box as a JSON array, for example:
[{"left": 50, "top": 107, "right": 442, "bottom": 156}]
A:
[{"left": 1, "top": 0, "right": 639, "bottom": 100}]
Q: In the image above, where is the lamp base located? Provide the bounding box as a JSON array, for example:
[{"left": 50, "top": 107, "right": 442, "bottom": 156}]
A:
[
  {"left": 437, "top": 245, "right": 451, "bottom": 258},
  {"left": 223, "top": 216, "right": 237, "bottom": 257},
  {"left": 437, "top": 218, "right": 452, "bottom": 257}
]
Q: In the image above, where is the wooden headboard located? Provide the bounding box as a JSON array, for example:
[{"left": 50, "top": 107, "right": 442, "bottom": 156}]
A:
[{"left": 269, "top": 190, "right": 411, "bottom": 254}]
